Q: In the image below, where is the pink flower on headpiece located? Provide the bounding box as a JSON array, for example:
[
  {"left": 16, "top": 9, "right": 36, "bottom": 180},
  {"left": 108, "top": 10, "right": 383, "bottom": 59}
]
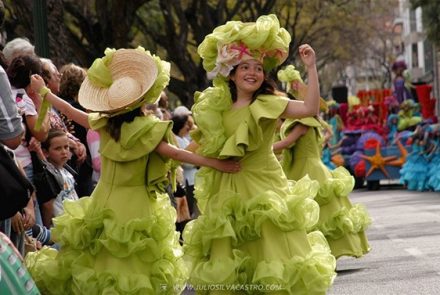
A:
[
  {"left": 230, "top": 43, "right": 252, "bottom": 59},
  {"left": 207, "top": 42, "right": 254, "bottom": 79}
]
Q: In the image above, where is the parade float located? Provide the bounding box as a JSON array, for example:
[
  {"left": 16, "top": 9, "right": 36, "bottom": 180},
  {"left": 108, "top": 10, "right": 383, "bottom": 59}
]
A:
[{"left": 325, "top": 83, "right": 438, "bottom": 190}]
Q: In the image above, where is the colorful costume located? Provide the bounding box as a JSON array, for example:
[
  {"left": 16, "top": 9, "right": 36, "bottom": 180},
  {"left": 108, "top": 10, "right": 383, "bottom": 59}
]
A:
[
  {"left": 279, "top": 117, "right": 371, "bottom": 259},
  {"left": 397, "top": 100, "right": 421, "bottom": 131},
  {"left": 183, "top": 15, "right": 336, "bottom": 294},
  {"left": 392, "top": 61, "right": 413, "bottom": 104},
  {"left": 25, "top": 49, "right": 187, "bottom": 294},
  {"left": 400, "top": 141, "right": 429, "bottom": 191},
  {"left": 321, "top": 145, "right": 336, "bottom": 170},
  {"left": 185, "top": 93, "right": 336, "bottom": 294},
  {"left": 426, "top": 138, "right": 440, "bottom": 191}
]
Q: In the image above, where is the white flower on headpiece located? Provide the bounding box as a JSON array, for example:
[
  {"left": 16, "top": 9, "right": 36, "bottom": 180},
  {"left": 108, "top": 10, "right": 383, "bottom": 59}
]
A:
[{"left": 207, "top": 42, "right": 252, "bottom": 79}]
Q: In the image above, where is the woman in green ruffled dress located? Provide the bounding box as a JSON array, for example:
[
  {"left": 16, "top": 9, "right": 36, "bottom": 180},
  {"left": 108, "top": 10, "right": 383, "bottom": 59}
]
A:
[
  {"left": 24, "top": 48, "right": 240, "bottom": 295},
  {"left": 274, "top": 65, "right": 371, "bottom": 259},
  {"left": 183, "top": 15, "right": 336, "bottom": 294}
]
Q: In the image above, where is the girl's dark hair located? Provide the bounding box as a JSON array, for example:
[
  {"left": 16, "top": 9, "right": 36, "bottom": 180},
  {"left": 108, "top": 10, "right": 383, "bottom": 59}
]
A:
[
  {"left": 6, "top": 55, "right": 42, "bottom": 89},
  {"left": 171, "top": 114, "right": 189, "bottom": 135},
  {"left": 228, "top": 66, "right": 278, "bottom": 103},
  {"left": 41, "top": 129, "right": 67, "bottom": 150},
  {"left": 106, "top": 108, "right": 140, "bottom": 141}
]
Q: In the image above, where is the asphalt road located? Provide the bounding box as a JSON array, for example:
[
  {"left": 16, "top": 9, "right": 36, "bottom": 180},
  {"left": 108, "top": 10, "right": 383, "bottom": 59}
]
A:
[
  {"left": 329, "top": 185, "right": 440, "bottom": 295},
  {"left": 182, "top": 185, "right": 440, "bottom": 294}
]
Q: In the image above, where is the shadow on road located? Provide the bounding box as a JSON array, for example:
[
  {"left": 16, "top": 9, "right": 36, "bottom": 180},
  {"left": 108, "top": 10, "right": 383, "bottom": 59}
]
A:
[{"left": 336, "top": 267, "right": 365, "bottom": 276}]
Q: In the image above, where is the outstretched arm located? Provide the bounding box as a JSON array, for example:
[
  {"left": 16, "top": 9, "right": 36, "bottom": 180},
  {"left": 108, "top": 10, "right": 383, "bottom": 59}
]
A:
[
  {"left": 281, "top": 44, "right": 320, "bottom": 119},
  {"left": 273, "top": 124, "right": 308, "bottom": 153},
  {"left": 30, "top": 74, "right": 90, "bottom": 129},
  {"left": 155, "top": 141, "right": 240, "bottom": 173}
]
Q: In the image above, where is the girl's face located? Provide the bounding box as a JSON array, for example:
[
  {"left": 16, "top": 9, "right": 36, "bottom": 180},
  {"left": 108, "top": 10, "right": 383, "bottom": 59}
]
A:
[
  {"left": 230, "top": 59, "right": 264, "bottom": 98},
  {"left": 44, "top": 135, "right": 70, "bottom": 168}
]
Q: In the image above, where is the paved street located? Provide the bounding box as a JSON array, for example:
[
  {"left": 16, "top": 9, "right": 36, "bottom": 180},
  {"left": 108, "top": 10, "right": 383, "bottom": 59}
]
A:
[
  {"left": 329, "top": 185, "right": 440, "bottom": 295},
  {"left": 183, "top": 185, "right": 440, "bottom": 294}
]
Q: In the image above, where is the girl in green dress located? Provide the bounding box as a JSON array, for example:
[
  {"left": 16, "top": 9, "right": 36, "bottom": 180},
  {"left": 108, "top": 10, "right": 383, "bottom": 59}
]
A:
[
  {"left": 183, "top": 15, "right": 336, "bottom": 294},
  {"left": 274, "top": 65, "right": 371, "bottom": 259},
  {"left": 25, "top": 48, "right": 240, "bottom": 295}
]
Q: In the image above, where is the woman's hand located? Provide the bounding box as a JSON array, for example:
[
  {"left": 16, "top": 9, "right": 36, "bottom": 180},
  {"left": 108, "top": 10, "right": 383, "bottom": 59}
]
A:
[
  {"left": 11, "top": 212, "right": 25, "bottom": 234},
  {"left": 28, "top": 137, "right": 46, "bottom": 160},
  {"left": 22, "top": 205, "right": 36, "bottom": 230},
  {"left": 298, "top": 44, "right": 316, "bottom": 68},
  {"left": 30, "top": 74, "right": 46, "bottom": 93},
  {"left": 211, "top": 159, "right": 241, "bottom": 173},
  {"left": 73, "top": 141, "right": 87, "bottom": 164}
]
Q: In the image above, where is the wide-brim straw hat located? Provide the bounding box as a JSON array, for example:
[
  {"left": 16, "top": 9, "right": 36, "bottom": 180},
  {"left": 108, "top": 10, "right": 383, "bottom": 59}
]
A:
[{"left": 79, "top": 49, "right": 158, "bottom": 113}]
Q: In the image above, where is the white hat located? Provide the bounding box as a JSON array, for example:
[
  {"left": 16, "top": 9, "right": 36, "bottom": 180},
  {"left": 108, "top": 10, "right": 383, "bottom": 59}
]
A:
[{"left": 173, "top": 106, "right": 192, "bottom": 116}]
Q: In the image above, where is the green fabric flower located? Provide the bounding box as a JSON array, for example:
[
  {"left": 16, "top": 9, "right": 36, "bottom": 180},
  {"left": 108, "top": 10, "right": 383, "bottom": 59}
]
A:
[
  {"left": 277, "top": 64, "right": 303, "bottom": 95},
  {"left": 198, "top": 14, "right": 291, "bottom": 79}
]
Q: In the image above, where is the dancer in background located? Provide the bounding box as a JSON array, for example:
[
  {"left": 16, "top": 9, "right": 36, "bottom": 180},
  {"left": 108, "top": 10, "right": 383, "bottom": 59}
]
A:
[
  {"left": 274, "top": 65, "right": 371, "bottom": 259},
  {"left": 183, "top": 15, "right": 336, "bottom": 294},
  {"left": 26, "top": 47, "right": 240, "bottom": 294}
]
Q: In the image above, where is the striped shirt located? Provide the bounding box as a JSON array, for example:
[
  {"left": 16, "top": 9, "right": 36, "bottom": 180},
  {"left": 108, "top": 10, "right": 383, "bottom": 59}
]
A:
[{"left": 0, "top": 66, "right": 23, "bottom": 141}]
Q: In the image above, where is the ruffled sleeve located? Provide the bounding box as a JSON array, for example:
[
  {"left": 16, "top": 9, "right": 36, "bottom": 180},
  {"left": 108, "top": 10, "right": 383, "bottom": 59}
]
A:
[
  {"left": 191, "top": 78, "right": 289, "bottom": 159},
  {"left": 250, "top": 94, "right": 289, "bottom": 120},
  {"left": 89, "top": 114, "right": 176, "bottom": 193},
  {"left": 281, "top": 117, "right": 321, "bottom": 136},
  {"left": 219, "top": 94, "right": 289, "bottom": 158},
  {"left": 279, "top": 117, "right": 323, "bottom": 173},
  {"left": 89, "top": 114, "right": 172, "bottom": 162},
  {"left": 190, "top": 78, "right": 232, "bottom": 157}
]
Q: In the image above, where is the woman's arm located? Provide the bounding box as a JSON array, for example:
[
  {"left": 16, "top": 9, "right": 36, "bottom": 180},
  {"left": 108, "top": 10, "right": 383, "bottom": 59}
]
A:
[
  {"left": 87, "top": 129, "right": 101, "bottom": 173},
  {"left": 155, "top": 141, "right": 240, "bottom": 173},
  {"left": 30, "top": 75, "right": 90, "bottom": 129},
  {"left": 25, "top": 113, "right": 50, "bottom": 142},
  {"left": 273, "top": 124, "right": 308, "bottom": 153},
  {"left": 281, "top": 45, "right": 320, "bottom": 119}
]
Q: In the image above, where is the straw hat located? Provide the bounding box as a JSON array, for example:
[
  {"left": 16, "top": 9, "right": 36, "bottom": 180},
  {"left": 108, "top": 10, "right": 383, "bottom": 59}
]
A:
[{"left": 79, "top": 49, "right": 158, "bottom": 113}]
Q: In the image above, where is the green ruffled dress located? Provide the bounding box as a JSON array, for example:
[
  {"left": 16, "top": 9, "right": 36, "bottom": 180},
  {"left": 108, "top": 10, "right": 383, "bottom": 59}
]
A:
[
  {"left": 280, "top": 117, "right": 371, "bottom": 259},
  {"left": 184, "top": 92, "right": 336, "bottom": 294},
  {"left": 25, "top": 114, "right": 187, "bottom": 294}
]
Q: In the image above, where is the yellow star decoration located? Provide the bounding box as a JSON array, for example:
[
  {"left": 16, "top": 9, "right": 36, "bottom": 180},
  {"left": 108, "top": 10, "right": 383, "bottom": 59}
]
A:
[
  {"left": 360, "top": 143, "right": 397, "bottom": 178},
  {"left": 387, "top": 139, "right": 408, "bottom": 167}
]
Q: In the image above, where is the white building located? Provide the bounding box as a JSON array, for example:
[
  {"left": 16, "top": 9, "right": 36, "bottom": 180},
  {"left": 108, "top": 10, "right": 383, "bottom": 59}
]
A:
[{"left": 396, "top": 0, "right": 439, "bottom": 114}]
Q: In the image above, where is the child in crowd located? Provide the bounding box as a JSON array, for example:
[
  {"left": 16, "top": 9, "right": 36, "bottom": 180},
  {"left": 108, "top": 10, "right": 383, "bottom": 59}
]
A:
[{"left": 39, "top": 129, "right": 78, "bottom": 228}]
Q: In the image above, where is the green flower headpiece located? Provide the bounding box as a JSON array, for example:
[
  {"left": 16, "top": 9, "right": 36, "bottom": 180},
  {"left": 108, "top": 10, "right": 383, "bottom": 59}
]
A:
[
  {"left": 277, "top": 64, "right": 303, "bottom": 95},
  {"left": 198, "top": 14, "right": 291, "bottom": 79}
]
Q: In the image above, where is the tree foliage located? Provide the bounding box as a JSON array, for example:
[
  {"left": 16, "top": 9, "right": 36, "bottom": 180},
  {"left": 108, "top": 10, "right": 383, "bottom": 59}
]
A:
[{"left": 3, "top": 0, "right": 396, "bottom": 106}]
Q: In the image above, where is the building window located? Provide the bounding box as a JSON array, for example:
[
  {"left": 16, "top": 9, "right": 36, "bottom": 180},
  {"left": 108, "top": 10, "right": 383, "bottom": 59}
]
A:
[
  {"left": 424, "top": 40, "right": 433, "bottom": 74},
  {"left": 409, "top": 9, "right": 417, "bottom": 32},
  {"left": 412, "top": 43, "right": 419, "bottom": 68}
]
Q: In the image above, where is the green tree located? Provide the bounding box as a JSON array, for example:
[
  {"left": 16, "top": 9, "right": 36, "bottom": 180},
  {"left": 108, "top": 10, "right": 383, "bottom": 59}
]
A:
[{"left": 3, "top": 0, "right": 397, "bottom": 106}]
